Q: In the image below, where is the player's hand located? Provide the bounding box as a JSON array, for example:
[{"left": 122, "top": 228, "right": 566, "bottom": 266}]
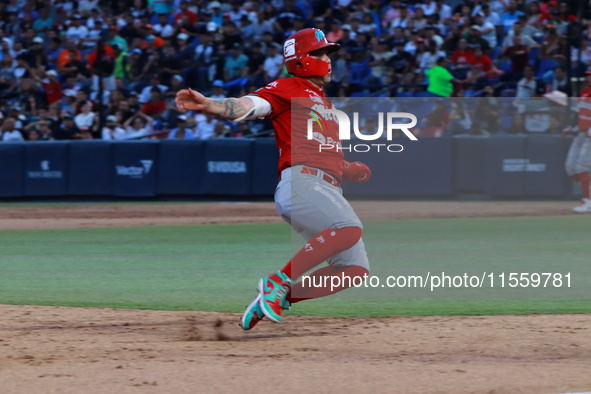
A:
[
  {"left": 175, "top": 88, "right": 209, "bottom": 112},
  {"left": 561, "top": 127, "right": 572, "bottom": 139},
  {"left": 343, "top": 161, "right": 371, "bottom": 183}
]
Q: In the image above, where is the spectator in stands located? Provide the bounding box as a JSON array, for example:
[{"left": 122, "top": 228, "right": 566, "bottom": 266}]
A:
[
  {"left": 245, "top": 43, "right": 265, "bottom": 87},
  {"left": 473, "top": 12, "right": 497, "bottom": 49},
  {"left": 424, "top": 26, "right": 444, "bottom": 49},
  {"left": 224, "top": 43, "right": 249, "bottom": 85},
  {"left": 212, "top": 120, "right": 233, "bottom": 138},
  {"left": 502, "top": 34, "right": 531, "bottom": 79},
  {"left": 390, "top": 6, "right": 412, "bottom": 30},
  {"left": 54, "top": 114, "right": 82, "bottom": 140},
  {"left": 516, "top": 65, "right": 538, "bottom": 97},
  {"left": 412, "top": 7, "right": 428, "bottom": 30},
  {"left": 543, "top": 66, "right": 571, "bottom": 95},
  {"left": 451, "top": 38, "right": 474, "bottom": 79},
  {"left": 327, "top": 20, "right": 344, "bottom": 43},
  {"left": 141, "top": 87, "right": 166, "bottom": 118},
  {"left": 74, "top": 101, "right": 97, "bottom": 132},
  {"left": 124, "top": 112, "right": 154, "bottom": 139},
  {"left": 35, "top": 70, "right": 63, "bottom": 106},
  {"left": 139, "top": 74, "right": 168, "bottom": 104},
  {"left": 466, "top": 25, "right": 491, "bottom": 54},
  {"left": 154, "top": 14, "right": 174, "bottom": 38},
  {"left": 159, "top": 46, "right": 182, "bottom": 86},
  {"left": 369, "top": 39, "right": 394, "bottom": 83},
  {"left": 109, "top": 26, "right": 129, "bottom": 53},
  {"left": 571, "top": 37, "right": 591, "bottom": 75},
  {"left": 168, "top": 115, "right": 195, "bottom": 139},
  {"left": 58, "top": 49, "right": 89, "bottom": 80},
  {"left": 502, "top": 20, "right": 539, "bottom": 49},
  {"left": 36, "top": 121, "right": 55, "bottom": 141},
  {"left": 195, "top": 113, "right": 217, "bottom": 140},
  {"left": 1, "top": 117, "right": 24, "bottom": 142},
  {"left": 66, "top": 15, "right": 89, "bottom": 44},
  {"left": 539, "top": 23, "right": 562, "bottom": 60},
  {"left": 102, "top": 114, "right": 128, "bottom": 140},
  {"left": 263, "top": 44, "right": 284, "bottom": 84},
  {"left": 388, "top": 41, "right": 415, "bottom": 84},
  {"left": 434, "top": 0, "right": 452, "bottom": 22},
  {"left": 500, "top": 0, "right": 525, "bottom": 33},
  {"left": 442, "top": 25, "right": 462, "bottom": 54},
  {"left": 466, "top": 46, "right": 503, "bottom": 83},
  {"left": 426, "top": 57, "right": 464, "bottom": 97},
  {"left": 0, "top": 55, "right": 17, "bottom": 96},
  {"left": 419, "top": 39, "right": 445, "bottom": 71},
  {"left": 211, "top": 80, "right": 226, "bottom": 99}
]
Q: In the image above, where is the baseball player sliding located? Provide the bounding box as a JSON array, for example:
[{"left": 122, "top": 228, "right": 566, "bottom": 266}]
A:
[
  {"left": 176, "top": 29, "right": 372, "bottom": 330},
  {"left": 560, "top": 68, "right": 591, "bottom": 213}
]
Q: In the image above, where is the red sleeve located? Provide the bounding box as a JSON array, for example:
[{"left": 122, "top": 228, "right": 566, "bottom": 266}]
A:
[
  {"left": 451, "top": 50, "right": 458, "bottom": 63},
  {"left": 141, "top": 103, "right": 149, "bottom": 114},
  {"left": 482, "top": 55, "right": 492, "bottom": 71},
  {"left": 247, "top": 80, "right": 291, "bottom": 120},
  {"left": 88, "top": 51, "right": 97, "bottom": 68}
]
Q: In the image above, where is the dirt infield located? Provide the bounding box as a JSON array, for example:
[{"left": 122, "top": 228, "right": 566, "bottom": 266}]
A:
[
  {"left": 0, "top": 200, "right": 579, "bottom": 230},
  {"left": 1, "top": 201, "right": 589, "bottom": 393}
]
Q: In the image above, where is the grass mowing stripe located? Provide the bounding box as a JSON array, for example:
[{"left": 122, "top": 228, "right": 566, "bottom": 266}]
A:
[{"left": 0, "top": 217, "right": 589, "bottom": 316}]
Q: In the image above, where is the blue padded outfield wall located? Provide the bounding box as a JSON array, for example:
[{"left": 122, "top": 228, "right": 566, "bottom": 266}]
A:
[{"left": 0, "top": 136, "right": 573, "bottom": 199}]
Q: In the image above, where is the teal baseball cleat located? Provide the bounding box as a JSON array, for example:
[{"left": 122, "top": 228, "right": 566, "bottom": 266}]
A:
[
  {"left": 258, "top": 271, "right": 292, "bottom": 322},
  {"left": 240, "top": 292, "right": 292, "bottom": 331},
  {"left": 240, "top": 293, "right": 265, "bottom": 331}
]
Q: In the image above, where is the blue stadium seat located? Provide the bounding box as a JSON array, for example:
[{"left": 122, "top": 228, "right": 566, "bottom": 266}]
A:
[
  {"left": 351, "top": 92, "right": 370, "bottom": 97},
  {"left": 490, "top": 47, "right": 502, "bottom": 60},
  {"left": 528, "top": 47, "right": 540, "bottom": 67},
  {"left": 536, "top": 59, "right": 556, "bottom": 79},
  {"left": 499, "top": 60, "right": 512, "bottom": 73},
  {"left": 413, "top": 91, "right": 432, "bottom": 97},
  {"left": 396, "top": 91, "right": 413, "bottom": 98},
  {"left": 349, "top": 60, "right": 371, "bottom": 86}
]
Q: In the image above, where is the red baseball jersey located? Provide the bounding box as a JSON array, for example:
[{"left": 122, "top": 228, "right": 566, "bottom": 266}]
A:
[
  {"left": 579, "top": 87, "right": 591, "bottom": 132},
  {"left": 249, "top": 77, "right": 344, "bottom": 180}
]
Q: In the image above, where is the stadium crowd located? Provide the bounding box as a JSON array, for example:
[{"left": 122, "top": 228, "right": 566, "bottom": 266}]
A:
[{"left": 0, "top": 0, "right": 590, "bottom": 141}]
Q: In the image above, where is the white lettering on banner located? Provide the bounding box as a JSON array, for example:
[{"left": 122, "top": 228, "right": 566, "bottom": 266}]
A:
[
  {"left": 502, "top": 159, "right": 546, "bottom": 172},
  {"left": 116, "top": 165, "right": 145, "bottom": 177},
  {"left": 207, "top": 161, "right": 247, "bottom": 173},
  {"left": 28, "top": 160, "right": 63, "bottom": 179},
  {"left": 141, "top": 160, "right": 153, "bottom": 174},
  {"left": 116, "top": 159, "right": 154, "bottom": 178}
]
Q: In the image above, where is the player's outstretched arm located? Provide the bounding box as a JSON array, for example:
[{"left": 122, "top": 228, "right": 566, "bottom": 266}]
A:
[{"left": 175, "top": 88, "right": 255, "bottom": 122}]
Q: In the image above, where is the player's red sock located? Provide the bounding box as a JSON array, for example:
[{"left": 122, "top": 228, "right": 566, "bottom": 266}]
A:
[
  {"left": 580, "top": 172, "right": 591, "bottom": 199},
  {"left": 279, "top": 227, "right": 362, "bottom": 281},
  {"left": 572, "top": 172, "right": 591, "bottom": 200},
  {"left": 287, "top": 265, "right": 369, "bottom": 303}
]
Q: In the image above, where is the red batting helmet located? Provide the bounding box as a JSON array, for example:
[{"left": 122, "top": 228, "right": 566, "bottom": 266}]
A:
[{"left": 283, "top": 28, "right": 340, "bottom": 77}]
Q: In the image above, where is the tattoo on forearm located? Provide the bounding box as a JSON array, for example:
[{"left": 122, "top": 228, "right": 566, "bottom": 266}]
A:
[{"left": 212, "top": 98, "right": 246, "bottom": 119}]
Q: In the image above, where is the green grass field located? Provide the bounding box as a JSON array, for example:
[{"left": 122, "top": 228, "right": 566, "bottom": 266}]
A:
[{"left": 1, "top": 216, "right": 590, "bottom": 317}]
